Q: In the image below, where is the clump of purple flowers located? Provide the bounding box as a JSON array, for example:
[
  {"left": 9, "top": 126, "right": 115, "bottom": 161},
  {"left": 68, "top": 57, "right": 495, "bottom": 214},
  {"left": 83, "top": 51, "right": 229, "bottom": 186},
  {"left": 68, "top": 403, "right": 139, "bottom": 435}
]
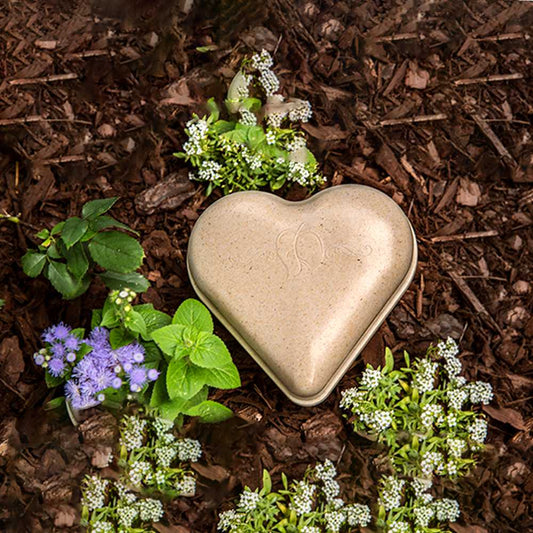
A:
[
  {"left": 35, "top": 322, "right": 160, "bottom": 410},
  {"left": 65, "top": 327, "right": 160, "bottom": 409},
  {"left": 34, "top": 322, "right": 81, "bottom": 377}
]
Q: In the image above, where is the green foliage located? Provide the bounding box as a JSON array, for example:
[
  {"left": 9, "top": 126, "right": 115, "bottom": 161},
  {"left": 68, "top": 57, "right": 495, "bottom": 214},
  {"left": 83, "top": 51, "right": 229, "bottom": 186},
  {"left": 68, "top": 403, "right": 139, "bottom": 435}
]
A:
[
  {"left": 21, "top": 197, "right": 148, "bottom": 299},
  {"left": 176, "top": 50, "right": 325, "bottom": 196},
  {"left": 92, "top": 292, "right": 240, "bottom": 424},
  {"left": 217, "top": 460, "right": 371, "bottom": 532}
]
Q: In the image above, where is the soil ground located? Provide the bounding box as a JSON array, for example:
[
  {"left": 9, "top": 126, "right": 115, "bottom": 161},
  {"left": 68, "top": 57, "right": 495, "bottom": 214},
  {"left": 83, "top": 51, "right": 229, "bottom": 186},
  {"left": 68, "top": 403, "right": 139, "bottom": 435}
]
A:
[{"left": 0, "top": 0, "right": 532, "bottom": 532}]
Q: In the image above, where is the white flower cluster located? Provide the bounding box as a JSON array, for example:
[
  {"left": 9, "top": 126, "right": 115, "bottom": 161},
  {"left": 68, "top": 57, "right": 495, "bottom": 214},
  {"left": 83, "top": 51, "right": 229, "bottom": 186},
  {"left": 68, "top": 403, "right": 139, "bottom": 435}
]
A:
[
  {"left": 467, "top": 381, "right": 493, "bottom": 405},
  {"left": 175, "top": 475, "right": 196, "bottom": 496},
  {"left": 413, "top": 504, "right": 435, "bottom": 527},
  {"left": 238, "top": 489, "right": 261, "bottom": 512},
  {"left": 120, "top": 415, "right": 147, "bottom": 451},
  {"left": 379, "top": 476, "right": 405, "bottom": 511},
  {"left": 259, "top": 68, "right": 280, "bottom": 96},
  {"left": 291, "top": 480, "right": 316, "bottom": 514},
  {"left": 250, "top": 49, "right": 274, "bottom": 71},
  {"left": 314, "top": 459, "right": 337, "bottom": 482},
  {"left": 137, "top": 498, "right": 164, "bottom": 522},
  {"left": 468, "top": 418, "right": 488, "bottom": 444},
  {"left": 288, "top": 100, "right": 312, "bottom": 122},
  {"left": 360, "top": 367, "right": 383, "bottom": 390},
  {"left": 432, "top": 498, "right": 460, "bottom": 521},
  {"left": 339, "top": 386, "right": 366, "bottom": 411},
  {"left": 447, "top": 438, "right": 467, "bottom": 458},
  {"left": 82, "top": 475, "right": 109, "bottom": 511},
  {"left": 239, "top": 108, "right": 257, "bottom": 125},
  {"left": 183, "top": 119, "right": 209, "bottom": 156},
  {"left": 345, "top": 503, "right": 372, "bottom": 526},
  {"left": 420, "top": 403, "right": 444, "bottom": 428},
  {"left": 436, "top": 337, "right": 459, "bottom": 359},
  {"left": 388, "top": 520, "right": 410, "bottom": 532},
  {"left": 420, "top": 451, "right": 444, "bottom": 477},
  {"left": 411, "top": 478, "right": 433, "bottom": 499},
  {"left": 447, "top": 387, "right": 469, "bottom": 410},
  {"left": 176, "top": 438, "right": 202, "bottom": 462},
  {"left": 324, "top": 510, "right": 346, "bottom": 532},
  {"left": 90, "top": 520, "right": 114, "bottom": 533},
  {"left": 129, "top": 460, "right": 152, "bottom": 486},
  {"left": 286, "top": 136, "right": 307, "bottom": 152},
  {"left": 265, "top": 130, "right": 276, "bottom": 144},
  {"left": 116, "top": 504, "right": 139, "bottom": 528},
  {"left": 266, "top": 111, "right": 286, "bottom": 128},
  {"left": 301, "top": 527, "right": 321, "bottom": 533},
  {"left": 198, "top": 160, "right": 222, "bottom": 181},
  {"left": 217, "top": 509, "right": 242, "bottom": 531},
  {"left": 413, "top": 359, "right": 438, "bottom": 393},
  {"left": 360, "top": 409, "right": 393, "bottom": 432},
  {"left": 155, "top": 445, "right": 178, "bottom": 468},
  {"left": 242, "top": 147, "right": 263, "bottom": 170},
  {"left": 322, "top": 478, "right": 341, "bottom": 502}
]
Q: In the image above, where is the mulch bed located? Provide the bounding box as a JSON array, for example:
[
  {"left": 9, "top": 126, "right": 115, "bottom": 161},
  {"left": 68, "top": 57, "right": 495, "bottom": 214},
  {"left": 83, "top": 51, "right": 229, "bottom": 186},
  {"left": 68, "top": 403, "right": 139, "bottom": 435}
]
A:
[{"left": 0, "top": 0, "right": 532, "bottom": 531}]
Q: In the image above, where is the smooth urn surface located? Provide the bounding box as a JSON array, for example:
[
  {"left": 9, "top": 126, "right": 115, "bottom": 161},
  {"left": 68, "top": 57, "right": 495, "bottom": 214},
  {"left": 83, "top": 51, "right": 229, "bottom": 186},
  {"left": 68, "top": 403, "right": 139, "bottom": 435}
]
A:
[{"left": 187, "top": 185, "right": 417, "bottom": 406}]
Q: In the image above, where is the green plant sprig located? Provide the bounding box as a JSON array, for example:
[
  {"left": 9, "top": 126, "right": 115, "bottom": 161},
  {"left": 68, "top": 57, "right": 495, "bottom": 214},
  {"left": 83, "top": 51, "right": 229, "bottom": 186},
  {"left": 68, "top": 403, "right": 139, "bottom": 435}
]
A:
[{"left": 22, "top": 197, "right": 148, "bottom": 299}]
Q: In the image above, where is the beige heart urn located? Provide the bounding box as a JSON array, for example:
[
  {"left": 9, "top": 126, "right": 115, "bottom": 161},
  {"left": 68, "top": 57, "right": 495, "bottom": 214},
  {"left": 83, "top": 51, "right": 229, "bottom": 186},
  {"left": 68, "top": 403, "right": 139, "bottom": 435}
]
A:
[{"left": 187, "top": 185, "right": 417, "bottom": 406}]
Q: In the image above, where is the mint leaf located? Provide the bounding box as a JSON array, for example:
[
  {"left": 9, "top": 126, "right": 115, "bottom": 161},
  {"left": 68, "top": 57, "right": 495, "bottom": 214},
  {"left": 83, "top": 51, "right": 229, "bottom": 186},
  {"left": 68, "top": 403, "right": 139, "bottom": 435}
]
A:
[
  {"left": 166, "top": 357, "right": 205, "bottom": 400},
  {"left": 158, "top": 386, "right": 208, "bottom": 420},
  {"left": 184, "top": 400, "right": 233, "bottom": 423},
  {"left": 125, "top": 310, "right": 147, "bottom": 338},
  {"left": 135, "top": 304, "right": 171, "bottom": 336},
  {"left": 21, "top": 251, "right": 47, "bottom": 277},
  {"left": 151, "top": 324, "right": 186, "bottom": 357},
  {"left": 189, "top": 332, "right": 232, "bottom": 368},
  {"left": 196, "top": 362, "right": 240, "bottom": 389},
  {"left": 150, "top": 369, "right": 169, "bottom": 407},
  {"left": 172, "top": 299, "right": 213, "bottom": 333},
  {"left": 109, "top": 328, "right": 135, "bottom": 349},
  {"left": 82, "top": 197, "right": 118, "bottom": 220},
  {"left": 90, "top": 215, "right": 134, "bottom": 233},
  {"left": 88, "top": 231, "right": 144, "bottom": 273},
  {"left": 98, "top": 271, "right": 149, "bottom": 293},
  {"left": 61, "top": 217, "right": 89, "bottom": 248}
]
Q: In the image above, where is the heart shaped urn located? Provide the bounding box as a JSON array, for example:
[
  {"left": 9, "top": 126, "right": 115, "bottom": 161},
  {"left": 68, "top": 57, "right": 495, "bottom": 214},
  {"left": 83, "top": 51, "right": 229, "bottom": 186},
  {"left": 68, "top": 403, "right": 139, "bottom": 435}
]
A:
[{"left": 187, "top": 185, "right": 417, "bottom": 406}]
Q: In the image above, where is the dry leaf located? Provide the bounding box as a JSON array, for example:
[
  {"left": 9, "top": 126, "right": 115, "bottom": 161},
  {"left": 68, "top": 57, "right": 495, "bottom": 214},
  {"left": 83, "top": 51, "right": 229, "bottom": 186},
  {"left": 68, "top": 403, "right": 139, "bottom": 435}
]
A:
[
  {"left": 301, "top": 123, "right": 349, "bottom": 141},
  {"left": 405, "top": 61, "right": 430, "bottom": 89},
  {"left": 191, "top": 463, "right": 230, "bottom": 482}
]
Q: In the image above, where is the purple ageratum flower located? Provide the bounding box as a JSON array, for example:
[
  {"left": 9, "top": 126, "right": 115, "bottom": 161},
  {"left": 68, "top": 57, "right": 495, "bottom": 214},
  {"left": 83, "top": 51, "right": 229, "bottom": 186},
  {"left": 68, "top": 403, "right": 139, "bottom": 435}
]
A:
[
  {"left": 90, "top": 365, "right": 115, "bottom": 392},
  {"left": 42, "top": 322, "right": 71, "bottom": 344},
  {"left": 86, "top": 327, "right": 111, "bottom": 352},
  {"left": 51, "top": 342, "right": 66, "bottom": 358},
  {"left": 65, "top": 380, "right": 83, "bottom": 408},
  {"left": 128, "top": 366, "right": 147, "bottom": 390},
  {"left": 114, "top": 343, "right": 144, "bottom": 367},
  {"left": 48, "top": 357, "right": 66, "bottom": 377},
  {"left": 66, "top": 352, "right": 77, "bottom": 363},
  {"left": 64, "top": 334, "right": 80, "bottom": 351},
  {"left": 34, "top": 353, "right": 45, "bottom": 366},
  {"left": 147, "top": 368, "right": 160, "bottom": 381},
  {"left": 112, "top": 377, "right": 122, "bottom": 389}
]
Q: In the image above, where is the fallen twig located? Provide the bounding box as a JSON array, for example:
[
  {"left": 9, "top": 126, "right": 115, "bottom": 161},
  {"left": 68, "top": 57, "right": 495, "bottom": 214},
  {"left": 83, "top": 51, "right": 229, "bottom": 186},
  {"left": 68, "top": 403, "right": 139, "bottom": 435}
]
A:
[
  {"left": 471, "top": 113, "right": 517, "bottom": 167},
  {"left": 430, "top": 230, "right": 499, "bottom": 243},
  {"left": 40, "top": 155, "right": 86, "bottom": 165},
  {"left": 0, "top": 115, "right": 43, "bottom": 126},
  {"left": 377, "top": 113, "right": 447, "bottom": 127},
  {"left": 65, "top": 50, "right": 113, "bottom": 60},
  {"left": 374, "top": 32, "right": 420, "bottom": 43},
  {"left": 454, "top": 73, "right": 523, "bottom": 86},
  {"left": 8, "top": 73, "right": 78, "bottom": 86},
  {"left": 448, "top": 270, "right": 501, "bottom": 332}
]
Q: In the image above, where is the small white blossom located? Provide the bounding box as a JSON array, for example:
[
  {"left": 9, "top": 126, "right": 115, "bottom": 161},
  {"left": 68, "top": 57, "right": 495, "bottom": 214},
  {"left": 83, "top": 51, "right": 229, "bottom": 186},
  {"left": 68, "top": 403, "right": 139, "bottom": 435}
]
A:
[
  {"left": 90, "top": 520, "right": 114, "bottom": 533},
  {"left": 436, "top": 337, "right": 459, "bottom": 359},
  {"left": 345, "top": 503, "right": 372, "bottom": 526},
  {"left": 129, "top": 460, "right": 152, "bottom": 486},
  {"left": 250, "top": 49, "right": 274, "bottom": 71},
  {"left": 467, "top": 381, "right": 493, "bottom": 405},
  {"left": 82, "top": 475, "right": 109, "bottom": 511},
  {"left": 420, "top": 403, "right": 443, "bottom": 428},
  {"left": 155, "top": 445, "right": 178, "bottom": 468},
  {"left": 324, "top": 510, "right": 346, "bottom": 532},
  {"left": 360, "top": 368, "right": 383, "bottom": 390},
  {"left": 176, "top": 438, "right": 202, "bottom": 462},
  {"left": 120, "top": 415, "right": 147, "bottom": 451},
  {"left": 197, "top": 160, "right": 222, "bottom": 182},
  {"left": 447, "top": 388, "right": 469, "bottom": 410},
  {"left": 314, "top": 459, "right": 337, "bottom": 482},
  {"left": 239, "top": 108, "right": 257, "bottom": 125},
  {"left": 238, "top": 489, "right": 261, "bottom": 512},
  {"left": 266, "top": 111, "right": 287, "bottom": 128},
  {"left": 259, "top": 69, "right": 280, "bottom": 96},
  {"left": 413, "top": 359, "right": 438, "bottom": 393},
  {"left": 286, "top": 136, "right": 307, "bottom": 152},
  {"left": 379, "top": 476, "right": 405, "bottom": 511},
  {"left": 291, "top": 481, "right": 316, "bottom": 515},
  {"left": 288, "top": 100, "right": 312, "bottom": 122},
  {"left": 413, "top": 505, "right": 435, "bottom": 527},
  {"left": 301, "top": 527, "right": 321, "bottom": 533},
  {"left": 468, "top": 418, "right": 488, "bottom": 443},
  {"left": 420, "top": 451, "right": 444, "bottom": 477},
  {"left": 265, "top": 130, "right": 276, "bottom": 145},
  {"left": 322, "top": 478, "right": 340, "bottom": 502},
  {"left": 137, "top": 498, "right": 164, "bottom": 522},
  {"left": 217, "top": 510, "right": 241, "bottom": 531},
  {"left": 447, "top": 438, "right": 467, "bottom": 458},
  {"left": 411, "top": 478, "right": 433, "bottom": 499},
  {"left": 388, "top": 520, "right": 410, "bottom": 533},
  {"left": 175, "top": 475, "right": 196, "bottom": 496},
  {"left": 116, "top": 505, "right": 139, "bottom": 528},
  {"left": 361, "top": 409, "right": 393, "bottom": 432},
  {"left": 432, "top": 498, "right": 460, "bottom": 521}
]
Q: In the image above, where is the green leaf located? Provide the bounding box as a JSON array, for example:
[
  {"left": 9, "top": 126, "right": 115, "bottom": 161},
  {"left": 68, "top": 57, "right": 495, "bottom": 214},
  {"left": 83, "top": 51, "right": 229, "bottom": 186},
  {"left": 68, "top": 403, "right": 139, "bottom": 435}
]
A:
[
  {"left": 151, "top": 324, "right": 186, "bottom": 357},
  {"left": 46, "top": 261, "right": 89, "bottom": 299},
  {"left": 166, "top": 357, "right": 205, "bottom": 400},
  {"left": 125, "top": 310, "right": 147, "bottom": 338},
  {"left": 246, "top": 125, "right": 265, "bottom": 148},
  {"left": 90, "top": 215, "right": 134, "bottom": 233},
  {"left": 64, "top": 243, "right": 89, "bottom": 279},
  {"left": 206, "top": 97, "right": 219, "bottom": 120},
  {"left": 21, "top": 251, "right": 47, "bottom": 277},
  {"left": 135, "top": 304, "right": 171, "bottom": 336},
  {"left": 44, "top": 396, "right": 66, "bottom": 411},
  {"left": 184, "top": 400, "right": 233, "bottom": 423},
  {"left": 158, "top": 387, "right": 208, "bottom": 420},
  {"left": 189, "top": 332, "right": 232, "bottom": 368},
  {"left": 88, "top": 231, "right": 144, "bottom": 273},
  {"left": 150, "top": 369, "right": 169, "bottom": 407},
  {"left": 47, "top": 243, "right": 62, "bottom": 260},
  {"left": 262, "top": 470, "right": 272, "bottom": 493},
  {"left": 51, "top": 221, "right": 65, "bottom": 236},
  {"left": 213, "top": 120, "right": 235, "bottom": 134},
  {"left": 384, "top": 347, "right": 394, "bottom": 373},
  {"left": 36, "top": 229, "right": 50, "bottom": 240},
  {"left": 196, "top": 362, "right": 241, "bottom": 389},
  {"left": 98, "top": 271, "right": 149, "bottom": 293},
  {"left": 240, "top": 98, "right": 262, "bottom": 113},
  {"left": 82, "top": 197, "right": 118, "bottom": 220},
  {"left": 45, "top": 371, "right": 66, "bottom": 388},
  {"left": 91, "top": 308, "right": 102, "bottom": 328},
  {"left": 172, "top": 299, "right": 213, "bottom": 332},
  {"left": 61, "top": 217, "right": 89, "bottom": 248},
  {"left": 109, "top": 328, "right": 135, "bottom": 349}
]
